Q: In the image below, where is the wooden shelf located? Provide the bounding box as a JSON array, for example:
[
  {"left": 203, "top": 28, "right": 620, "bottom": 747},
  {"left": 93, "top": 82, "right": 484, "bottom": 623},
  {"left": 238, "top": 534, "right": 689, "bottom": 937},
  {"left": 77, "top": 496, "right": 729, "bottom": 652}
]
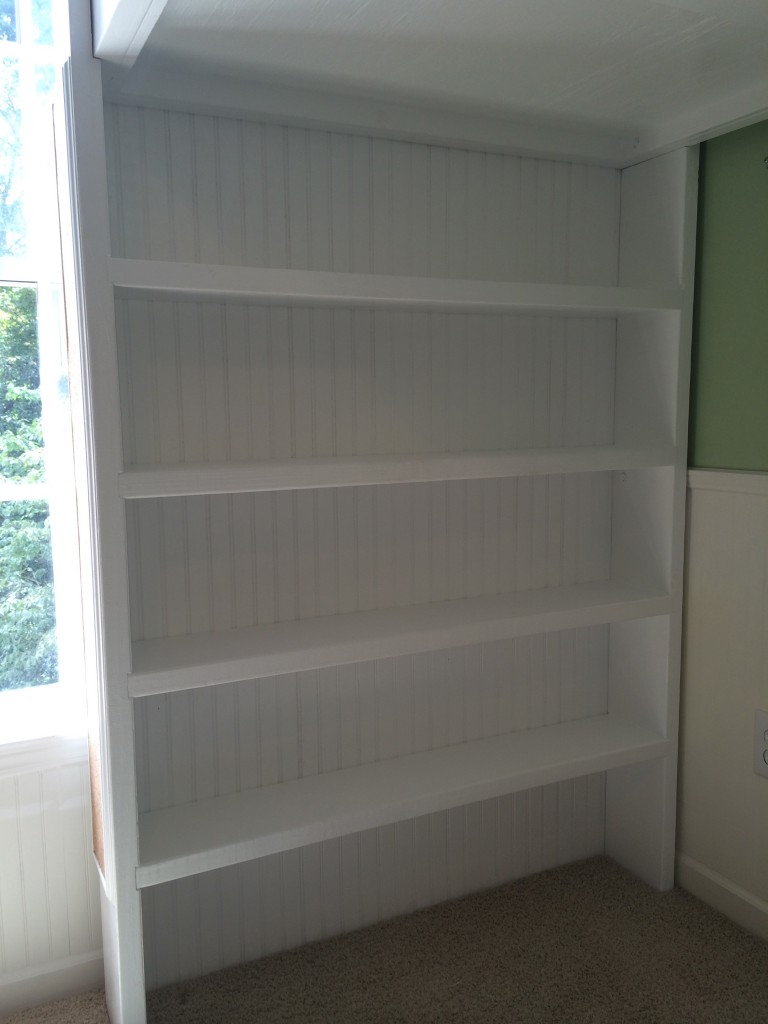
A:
[
  {"left": 110, "top": 258, "right": 683, "bottom": 315},
  {"left": 119, "top": 445, "right": 676, "bottom": 499},
  {"left": 136, "top": 713, "right": 670, "bottom": 888},
  {"left": 128, "top": 580, "right": 670, "bottom": 698}
]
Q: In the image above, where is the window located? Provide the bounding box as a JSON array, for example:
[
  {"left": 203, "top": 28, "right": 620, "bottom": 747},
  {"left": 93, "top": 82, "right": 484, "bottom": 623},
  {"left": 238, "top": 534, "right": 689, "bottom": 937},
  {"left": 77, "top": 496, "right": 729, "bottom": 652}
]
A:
[{"left": 0, "top": 0, "right": 78, "bottom": 745}]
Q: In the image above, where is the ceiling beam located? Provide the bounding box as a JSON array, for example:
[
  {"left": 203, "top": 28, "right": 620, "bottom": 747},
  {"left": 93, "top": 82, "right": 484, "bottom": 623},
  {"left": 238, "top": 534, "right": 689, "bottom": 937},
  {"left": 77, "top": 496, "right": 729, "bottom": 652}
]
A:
[{"left": 91, "top": 0, "right": 169, "bottom": 67}]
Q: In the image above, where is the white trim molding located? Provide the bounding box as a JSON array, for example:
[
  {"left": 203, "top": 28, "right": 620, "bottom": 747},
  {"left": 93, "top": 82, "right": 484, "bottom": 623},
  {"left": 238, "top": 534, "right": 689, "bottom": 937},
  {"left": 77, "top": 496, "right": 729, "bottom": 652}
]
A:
[
  {"left": 687, "top": 468, "right": 768, "bottom": 495},
  {"left": 0, "top": 734, "right": 88, "bottom": 778},
  {"left": 0, "top": 951, "right": 104, "bottom": 1018},
  {"left": 676, "top": 853, "right": 768, "bottom": 942}
]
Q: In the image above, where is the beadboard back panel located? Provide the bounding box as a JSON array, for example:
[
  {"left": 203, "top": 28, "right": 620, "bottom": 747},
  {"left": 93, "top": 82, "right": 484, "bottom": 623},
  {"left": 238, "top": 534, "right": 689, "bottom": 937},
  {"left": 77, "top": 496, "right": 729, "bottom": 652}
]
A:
[
  {"left": 104, "top": 105, "right": 620, "bottom": 285},
  {"left": 0, "top": 762, "right": 102, "bottom": 979},
  {"left": 141, "top": 773, "right": 605, "bottom": 990},
  {"left": 116, "top": 300, "right": 617, "bottom": 467},
  {"left": 134, "top": 625, "right": 608, "bottom": 813},
  {"left": 125, "top": 476, "right": 612, "bottom": 641}
]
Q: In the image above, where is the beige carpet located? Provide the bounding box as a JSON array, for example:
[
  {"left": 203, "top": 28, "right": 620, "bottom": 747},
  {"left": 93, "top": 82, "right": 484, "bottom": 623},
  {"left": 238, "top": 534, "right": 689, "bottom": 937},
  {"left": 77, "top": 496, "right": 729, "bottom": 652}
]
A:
[{"left": 7, "top": 857, "right": 768, "bottom": 1023}]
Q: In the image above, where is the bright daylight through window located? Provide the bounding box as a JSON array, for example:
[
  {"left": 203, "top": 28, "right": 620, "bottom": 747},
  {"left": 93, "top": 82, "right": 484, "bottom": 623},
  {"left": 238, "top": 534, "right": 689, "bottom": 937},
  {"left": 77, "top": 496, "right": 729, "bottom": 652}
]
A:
[{"left": 0, "top": 0, "right": 77, "bottom": 744}]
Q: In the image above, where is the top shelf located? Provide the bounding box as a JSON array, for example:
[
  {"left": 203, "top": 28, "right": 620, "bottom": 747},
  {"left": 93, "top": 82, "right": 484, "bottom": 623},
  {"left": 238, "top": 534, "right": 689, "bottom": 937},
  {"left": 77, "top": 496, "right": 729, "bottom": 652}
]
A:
[{"left": 110, "top": 259, "right": 683, "bottom": 316}]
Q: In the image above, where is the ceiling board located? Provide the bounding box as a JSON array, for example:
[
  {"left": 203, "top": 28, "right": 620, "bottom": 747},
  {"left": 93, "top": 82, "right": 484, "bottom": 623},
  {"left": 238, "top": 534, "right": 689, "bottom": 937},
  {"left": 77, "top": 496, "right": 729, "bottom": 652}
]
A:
[{"left": 97, "top": 0, "right": 768, "bottom": 163}]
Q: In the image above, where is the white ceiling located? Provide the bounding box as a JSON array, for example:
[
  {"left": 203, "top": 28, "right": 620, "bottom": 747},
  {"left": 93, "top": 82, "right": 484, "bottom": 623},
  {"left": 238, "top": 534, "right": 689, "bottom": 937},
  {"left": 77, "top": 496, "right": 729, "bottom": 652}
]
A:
[{"left": 95, "top": 0, "right": 768, "bottom": 165}]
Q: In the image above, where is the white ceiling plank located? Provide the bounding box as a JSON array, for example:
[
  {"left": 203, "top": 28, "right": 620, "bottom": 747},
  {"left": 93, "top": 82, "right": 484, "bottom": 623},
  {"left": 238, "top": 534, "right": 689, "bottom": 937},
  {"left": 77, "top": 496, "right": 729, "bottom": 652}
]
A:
[
  {"left": 104, "top": 0, "right": 768, "bottom": 164},
  {"left": 92, "top": 0, "right": 170, "bottom": 67},
  {"left": 108, "top": 65, "right": 636, "bottom": 166}
]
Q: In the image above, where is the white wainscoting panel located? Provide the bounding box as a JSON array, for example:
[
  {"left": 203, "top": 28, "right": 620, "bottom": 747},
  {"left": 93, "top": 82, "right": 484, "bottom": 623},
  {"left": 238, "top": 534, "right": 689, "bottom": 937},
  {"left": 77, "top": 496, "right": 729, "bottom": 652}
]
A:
[
  {"left": 0, "top": 757, "right": 103, "bottom": 1015},
  {"left": 678, "top": 470, "right": 768, "bottom": 936}
]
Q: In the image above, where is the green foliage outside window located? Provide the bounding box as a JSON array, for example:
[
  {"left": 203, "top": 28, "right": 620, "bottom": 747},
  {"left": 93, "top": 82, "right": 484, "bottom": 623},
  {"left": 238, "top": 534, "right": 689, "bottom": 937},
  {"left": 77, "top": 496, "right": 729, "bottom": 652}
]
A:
[{"left": 0, "top": 286, "right": 57, "bottom": 689}]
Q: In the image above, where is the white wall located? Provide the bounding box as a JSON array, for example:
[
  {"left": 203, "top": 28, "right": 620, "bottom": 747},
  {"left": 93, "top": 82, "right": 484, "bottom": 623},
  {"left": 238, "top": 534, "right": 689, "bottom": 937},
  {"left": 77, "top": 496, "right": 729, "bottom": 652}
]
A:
[
  {"left": 0, "top": 745, "right": 103, "bottom": 1017},
  {"left": 677, "top": 470, "right": 768, "bottom": 939}
]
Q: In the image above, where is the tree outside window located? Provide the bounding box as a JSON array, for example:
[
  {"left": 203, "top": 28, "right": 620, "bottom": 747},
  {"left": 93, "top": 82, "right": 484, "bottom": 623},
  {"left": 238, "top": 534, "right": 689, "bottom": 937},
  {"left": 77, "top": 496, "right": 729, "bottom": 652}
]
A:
[{"left": 0, "top": 0, "right": 70, "bottom": 702}]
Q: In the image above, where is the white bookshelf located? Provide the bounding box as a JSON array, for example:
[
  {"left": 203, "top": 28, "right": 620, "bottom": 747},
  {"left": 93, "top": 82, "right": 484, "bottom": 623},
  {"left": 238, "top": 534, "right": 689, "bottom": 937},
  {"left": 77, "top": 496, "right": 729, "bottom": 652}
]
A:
[
  {"left": 137, "top": 714, "right": 670, "bottom": 888},
  {"left": 60, "top": 35, "right": 698, "bottom": 1023}
]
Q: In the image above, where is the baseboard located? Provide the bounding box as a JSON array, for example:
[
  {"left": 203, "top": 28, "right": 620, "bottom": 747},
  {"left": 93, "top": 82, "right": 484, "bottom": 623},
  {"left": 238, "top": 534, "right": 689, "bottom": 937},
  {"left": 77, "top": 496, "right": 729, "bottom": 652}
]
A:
[
  {"left": 0, "top": 951, "right": 104, "bottom": 1018},
  {"left": 676, "top": 853, "right": 768, "bottom": 942}
]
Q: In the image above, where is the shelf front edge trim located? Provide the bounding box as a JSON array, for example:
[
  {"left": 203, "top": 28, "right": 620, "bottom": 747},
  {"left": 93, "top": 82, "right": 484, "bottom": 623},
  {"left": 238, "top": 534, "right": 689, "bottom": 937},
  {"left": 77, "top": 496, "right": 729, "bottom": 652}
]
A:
[{"left": 110, "top": 259, "right": 683, "bottom": 314}]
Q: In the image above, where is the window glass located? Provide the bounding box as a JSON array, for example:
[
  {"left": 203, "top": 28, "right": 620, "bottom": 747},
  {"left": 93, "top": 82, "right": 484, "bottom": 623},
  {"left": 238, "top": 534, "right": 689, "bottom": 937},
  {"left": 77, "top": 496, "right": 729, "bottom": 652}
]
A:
[
  {"left": 0, "top": 285, "right": 56, "bottom": 691},
  {"left": 0, "top": 58, "right": 23, "bottom": 258},
  {"left": 0, "top": 0, "right": 16, "bottom": 43},
  {"left": 30, "top": 0, "right": 52, "bottom": 46}
]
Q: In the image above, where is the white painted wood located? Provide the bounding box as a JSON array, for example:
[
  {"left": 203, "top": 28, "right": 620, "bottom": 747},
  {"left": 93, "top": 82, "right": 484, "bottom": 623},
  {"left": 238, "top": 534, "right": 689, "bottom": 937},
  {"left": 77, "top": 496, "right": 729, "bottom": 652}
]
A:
[
  {"left": 115, "top": 302, "right": 620, "bottom": 466},
  {"left": 107, "top": 66, "right": 636, "bottom": 168},
  {"left": 604, "top": 146, "right": 699, "bottom": 891},
  {"left": 135, "top": 626, "right": 611, "bottom": 813},
  {"left": 0, "top": 761, "right": 102, "bottom": 1010},
  {"left": 114, "top": 0, "right": 768, "bottom": 172},
  {"left": 0, "top": 952, "right": 104, "bottom": 1018},
  {"left": 688, "top": 468, "right": 768, "bottom": 495},
  {"left": 619, "top": 149, "right": 691, "bottom": 289},
  {"left": 104, "top": 110, "right": 621, "bottom": 281},
  {"left": 141, "top": 775, "right": 606, "bottom": 989},
  {"left": 92, "top": 0, "right": 170, "bottom": 67},
  {"left": 136, "top": 715, "right": 667, "bottom": 887},
  {"left": 129, "top": 583, "right": 669, "bottom": 697},
  {"left": 110, "top": 258, "right": 681, "bottom": 313},
  {"left": 119, "top": 446, "right": 675, "bottom": 498},
  {"left": 56, "top": 37, "right": 148, "bottom": 1024},
  {"left": 678, "top": 476, "right": 768, "bottom": 929},
  {"left": 126, "top": 475, "right": 614, "bottom": 638},
  {"left": 676, "top": 854, "right": 768, "bottom": 944},
  {"left": 73, "top": 43, "right": 694, "bottom": 999},
  {"left": 0, "top": 735, "right": 89, "bottom": 778},
  {"left": 635, "top": 80, "right": 768, "bottom": 166}
]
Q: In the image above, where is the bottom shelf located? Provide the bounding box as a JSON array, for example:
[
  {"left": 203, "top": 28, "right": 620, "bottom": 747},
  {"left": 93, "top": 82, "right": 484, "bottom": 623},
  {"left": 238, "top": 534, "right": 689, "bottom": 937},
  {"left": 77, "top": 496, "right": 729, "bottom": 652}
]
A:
[{"left": 136, "top": 714, "right": 669, "bottom": 889}]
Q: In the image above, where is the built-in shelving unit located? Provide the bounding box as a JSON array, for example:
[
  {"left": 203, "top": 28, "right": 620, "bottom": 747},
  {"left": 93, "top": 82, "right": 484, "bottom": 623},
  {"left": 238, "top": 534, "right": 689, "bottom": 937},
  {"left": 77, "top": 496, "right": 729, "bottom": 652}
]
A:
[{"left": 60, "top": 35, "right": 698, "bottom": 1024}]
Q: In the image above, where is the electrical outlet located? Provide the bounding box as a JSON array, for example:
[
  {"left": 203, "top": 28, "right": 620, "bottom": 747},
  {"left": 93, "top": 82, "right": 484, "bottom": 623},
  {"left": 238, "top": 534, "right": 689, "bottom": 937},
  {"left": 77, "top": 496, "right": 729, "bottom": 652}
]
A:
[{"left": 755, "top": 710, "right": 768, "bottom": 779}]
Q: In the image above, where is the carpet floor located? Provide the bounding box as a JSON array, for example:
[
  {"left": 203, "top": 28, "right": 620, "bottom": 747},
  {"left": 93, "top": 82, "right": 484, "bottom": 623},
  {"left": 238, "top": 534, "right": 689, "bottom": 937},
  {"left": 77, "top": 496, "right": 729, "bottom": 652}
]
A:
[{"left": 6, "top": 857, "right": 768, "bottom": 1023}]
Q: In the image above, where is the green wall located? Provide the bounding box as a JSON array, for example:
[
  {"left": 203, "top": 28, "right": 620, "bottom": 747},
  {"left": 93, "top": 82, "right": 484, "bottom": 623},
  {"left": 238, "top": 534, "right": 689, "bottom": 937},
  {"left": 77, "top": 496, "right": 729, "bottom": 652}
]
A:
[{"left": 689, "top": 119, "right": 768, "bottom": 471}]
